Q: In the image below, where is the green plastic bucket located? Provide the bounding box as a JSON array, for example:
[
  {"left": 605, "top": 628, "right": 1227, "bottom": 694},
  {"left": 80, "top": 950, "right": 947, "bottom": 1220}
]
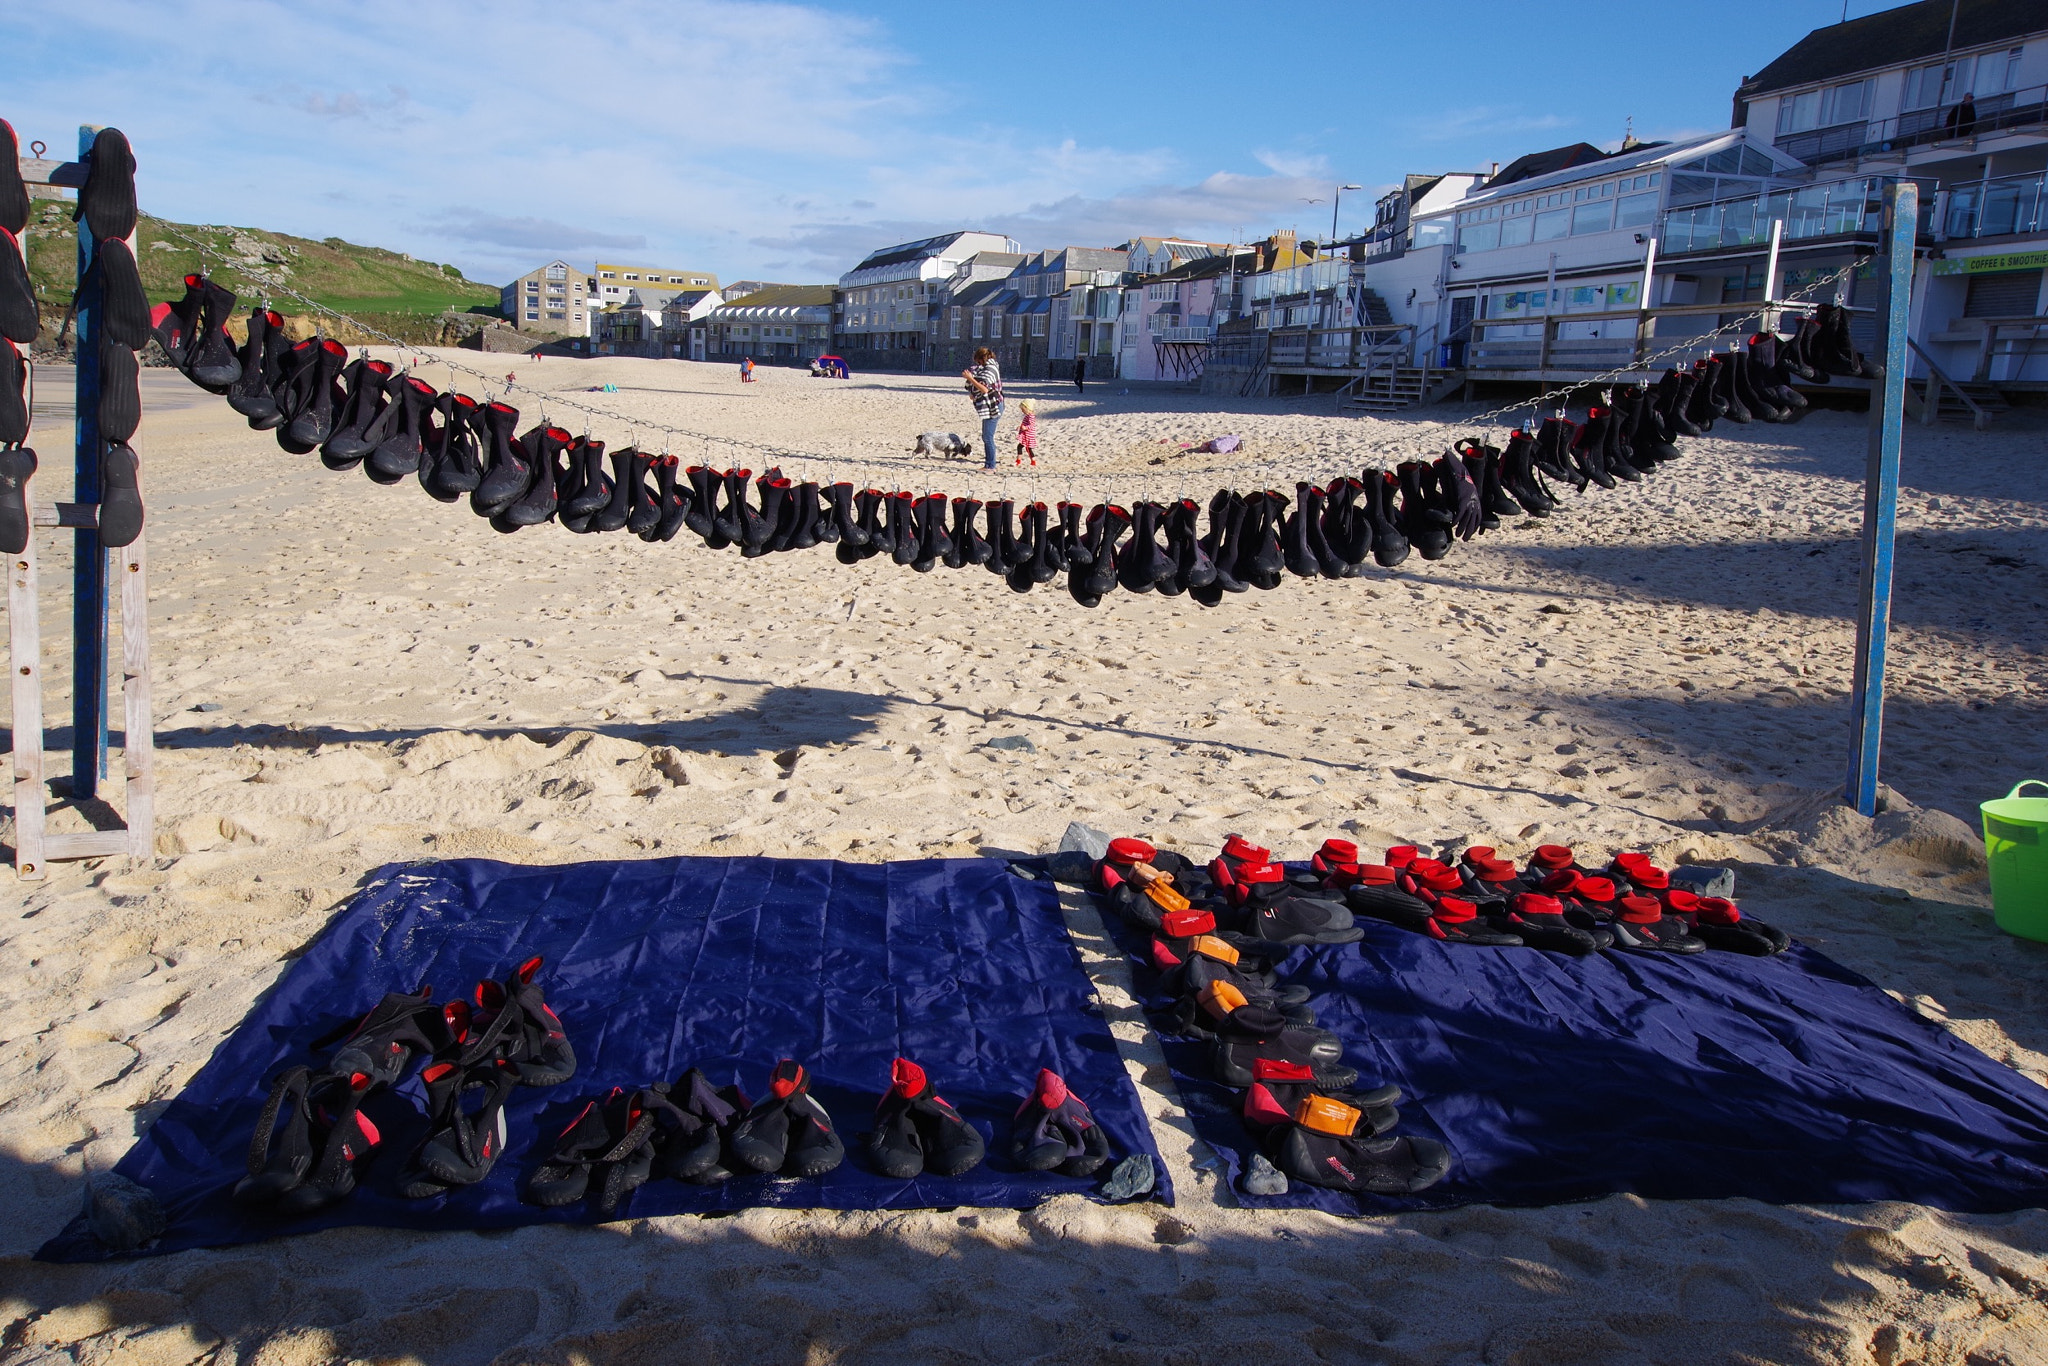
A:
[{"left": 1983, "top": 780, "right": 2048, "bottom": 942}]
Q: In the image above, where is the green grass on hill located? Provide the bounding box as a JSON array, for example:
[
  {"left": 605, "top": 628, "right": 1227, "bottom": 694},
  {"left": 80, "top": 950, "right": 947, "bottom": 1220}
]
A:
[{"left": 22, "top": 201, "right": 502, "bottom": 325}]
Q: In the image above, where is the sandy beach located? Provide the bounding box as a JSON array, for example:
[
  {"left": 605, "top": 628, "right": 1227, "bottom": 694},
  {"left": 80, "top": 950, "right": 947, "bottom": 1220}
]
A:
[{"left": 2, "top": 355, "right": 2046, "bottom": 1365}]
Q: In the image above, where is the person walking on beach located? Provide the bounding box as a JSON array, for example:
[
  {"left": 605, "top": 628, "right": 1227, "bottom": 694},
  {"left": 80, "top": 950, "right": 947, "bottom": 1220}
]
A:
[
  {"left": 1072, "top": 356, "right": 1086, "bottom": 393},
  {"left": 740, "top": 356, "right": 756, "bottom": 383},
  {"left": 962, "top": 346, "right": 1003, "bottom": 470},
  {"left": 1015, "top": 398, "right": 1037, "bottom": 467}
]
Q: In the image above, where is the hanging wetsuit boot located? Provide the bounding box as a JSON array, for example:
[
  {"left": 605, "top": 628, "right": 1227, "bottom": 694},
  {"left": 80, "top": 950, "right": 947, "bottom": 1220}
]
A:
[
  {"left": 1028, "top": 502, "right": 1059, "bottom": 584},
  {"left": 1322, "top": 476, "right": 1371, "bottom": 572},
  {"left": 912, "top": 491, "right": 951, "bottom": 572},
  {"left": 1785, "top": 315, "right": 1827, "bottom": 382},
  {"left": 783, "top": 481, "right": 823, "bottom": 550},
  {"left": 1196, "top": 491, "right": 1247, "bottom": 594},
  {"left": 148, "top": 274, "right": 204, "bottom": 369},
  {"left": 367, "top": 375, "right": 435, "bottom": 484},
  {"left": 875, "top": 490, "right": 911, "bottom": 566},
  {"left": 708, "top": 468, "right": 748, "bottom": 544},
  {"left": 1004, "top": 501, "right": 1045, "bottom": 592},
  {"left": 591, "top": 447, "right": 636, "bottom": 533},
  {"left": 321, "top": 358, "right": 392, "bottom": 469},
  {"left": 1238, "top": 491, "right": 1287, "bottom": 589},
  {"left": 1528, "top": 417, "right": 1579, "bottom": 487},
  {"left": 647, "top": 457, "right": 686, "bottom": 541},
  {"left": 1053, "top": 501, "right": 1086, "bottom": 575},
  {"left": 747, "top": 473, "right": 791, "bottom": 554},
  {"left": 278, "top": 338, "right": 344, "bottom": 454},
  {"left": 1498, "top": 433, "right": 1553, "bottom": 516},
  {"left": 1434, "top": 450, "right": 1485, "bottom": 537},
  {"left": 1361, "top": 470, "right": 1407, "bottom": 567},
  {"left": 821, "top": 479, "right": 858, "bottom": 547},
  {"left": 560, "top": 437, "right": 610, "bottom": 527},
  {"left": 1280, "top": 483, "right": 1320, "bottom": 579},
  {"left": 181, "top": 275, "right": 241, "bottom": 390},
  {"left": 1301, "top": 483, "right": 1346, "bottom": 577},
  {"left": 426, "top": 393, "right": 484, "bottom": 501},
  {"left": 951, "top": 496, "right": 990, "bottom": 567},
  {"left": 1074, "top": 503, "right": 1128, "bottom": 605},
  {"left": 1656, "top": 368, "right": 1701, "bottom": 438},
  {"left": 1114, "top": 501, "right": 1163, "bottom": 593},
  {"left": 1627, "top": 387, "right": 1679, "bottom": 466},
  {"left": 90, "top": 240, "right": 153, "bottom": 353},
  {"left": 618, "top": 450, "right": 660, "bottom": 537},
  {"left": 469, "top": 401, "right": 531, "bottom": 516},
  {"left": 493, "top": 425, "right": 568, "bottom": 530},
  {"left": 981, "top": 499, "right": 1015, "bottom": 578},
  {"left": 226, "top": 308, "right": 287, "bottom": 428},
  {"left": 1396, "top": 461, "right": 1453, "bottom": 560},
  {"left": 1567, "top": 411, "right": 1614, "bottom": 489},
  {"left": 552, "top": 434, "right": 589, "bottom": 521},
  {"left": 1472, "top": 446, "right": 1520, "bottom": 522},
  {"left": 1170, "top": 497, "right": 1218, "bottom": 593},
  {"left": 1599, "top": 396, "right": 1643, "bottom": 481}
]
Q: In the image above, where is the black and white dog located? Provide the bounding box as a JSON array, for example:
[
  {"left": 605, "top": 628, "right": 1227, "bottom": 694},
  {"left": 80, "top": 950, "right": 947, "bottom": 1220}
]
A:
[{"left": 910, "top": 432, "right": 974, "bottom": 459}]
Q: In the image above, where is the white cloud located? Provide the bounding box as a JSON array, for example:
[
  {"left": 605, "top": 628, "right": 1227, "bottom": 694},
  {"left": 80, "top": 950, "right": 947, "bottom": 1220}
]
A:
[
  {"left": 1253, "top": 148, "right": 1331, "bottom": 178},
  {"left": 1405, "top": 106, "right": 1574, "bottom": 144},
  {"left": 0, "top": 0, "right": 1375, "bottom": 284}
]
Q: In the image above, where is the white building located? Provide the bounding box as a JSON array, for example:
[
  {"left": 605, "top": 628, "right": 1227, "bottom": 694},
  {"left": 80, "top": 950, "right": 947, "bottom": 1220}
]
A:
[{"left": 834, "top": 231, "right": 1021, "bottom": 368}]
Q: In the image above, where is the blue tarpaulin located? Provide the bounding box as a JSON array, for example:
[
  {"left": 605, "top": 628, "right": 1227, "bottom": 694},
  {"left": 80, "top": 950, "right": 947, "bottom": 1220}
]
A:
[
  {"left": 1132, "top": 916, "right": 2048, "bottom": 1215},
  {"left": 40, "top": 856, "right": 1167, "bottom": 1261}
]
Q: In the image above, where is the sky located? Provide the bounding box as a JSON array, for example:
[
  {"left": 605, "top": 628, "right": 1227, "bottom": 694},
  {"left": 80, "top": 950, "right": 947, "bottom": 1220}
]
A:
[{"left": 4, "top": 0, "right": 1913, "bottom": 286}]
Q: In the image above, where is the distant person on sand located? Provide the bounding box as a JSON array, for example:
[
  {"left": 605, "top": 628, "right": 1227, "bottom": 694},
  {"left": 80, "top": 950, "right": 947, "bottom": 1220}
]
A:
[
  {"left": 962, "top": 346, "right": 1003, "bottom": 470},
  {"left": 1073, "top": 357, "right": 1086, "bottom": 393},
  {"left": 740, "top": 356, "right": 756, "bottom": 383},
  {"left": 1015, "top": 398, "right": 1037, "bottom": 467}
]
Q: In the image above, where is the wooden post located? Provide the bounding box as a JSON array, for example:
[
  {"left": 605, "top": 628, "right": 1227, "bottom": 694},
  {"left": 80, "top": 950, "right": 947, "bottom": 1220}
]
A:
[
  {"left": 1846, "top": 181, "right": 1917, "bottom": 817},
  {"left": 72, "top": 125, "right": 111, "bottom": 801},
  {"left": 8, "top": 511, "right": 43, "bottom": 879},
  {"left": 120, "top": 536, "right": 153, "bottom": 856}
]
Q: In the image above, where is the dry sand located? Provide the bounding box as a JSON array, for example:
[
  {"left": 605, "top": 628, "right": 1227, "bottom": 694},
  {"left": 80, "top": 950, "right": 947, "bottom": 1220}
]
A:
[{"left": 2, "top": 356, "right": 2046, "bottom": 1365}]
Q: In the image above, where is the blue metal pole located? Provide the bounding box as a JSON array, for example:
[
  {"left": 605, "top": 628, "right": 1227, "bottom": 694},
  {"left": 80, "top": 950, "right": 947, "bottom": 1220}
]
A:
[
  {"left": 1845, "top": 180, "right": 1917, "bottom": 817},
  {"left": 72, "top": 125, "right": 109, "bottom": 801}
]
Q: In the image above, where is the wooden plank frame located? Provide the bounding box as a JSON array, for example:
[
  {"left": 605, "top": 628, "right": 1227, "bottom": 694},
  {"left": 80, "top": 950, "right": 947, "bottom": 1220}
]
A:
[{"left": 7, "top": 125, "right": 155, "bottom": 879}]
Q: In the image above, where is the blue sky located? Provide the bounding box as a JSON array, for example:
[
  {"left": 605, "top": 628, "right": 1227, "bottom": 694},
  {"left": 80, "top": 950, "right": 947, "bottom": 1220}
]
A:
[{"left": 4, "top": 0, "right": 1904, "bottom": 285}]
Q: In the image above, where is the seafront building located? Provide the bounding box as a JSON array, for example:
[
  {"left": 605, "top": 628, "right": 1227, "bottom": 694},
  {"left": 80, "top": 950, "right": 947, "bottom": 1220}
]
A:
[
  {"left": 834, "top": 232, "right": 1022, "bottom": 369},
  {"left": 497, "top": 0, "right": 2042, "bottom": 415},
  {"left": 500, "top": 261, "right": 598, "bottom": 338}
]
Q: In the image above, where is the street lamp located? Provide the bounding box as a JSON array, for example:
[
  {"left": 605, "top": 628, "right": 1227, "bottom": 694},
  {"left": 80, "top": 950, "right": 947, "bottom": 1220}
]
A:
[{"left": 1332, "top": 184, "right": 1363, "bottom": 244}]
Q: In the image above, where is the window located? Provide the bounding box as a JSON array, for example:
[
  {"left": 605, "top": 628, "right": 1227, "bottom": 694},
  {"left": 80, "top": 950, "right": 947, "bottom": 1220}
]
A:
[
  {"left": 1031, "top": 314, "right": 1046, "bottom": 336},
  {"left": 1828, "top": 79, "right": 1871, "bottom": 125},
  {"left": 525, "top": 311, "right": 539, "bottom": 319},
  {"left": 949, "top": 309, "right": 961, "bottom": 339},
  {"left": 546, "top": 264, "right": 566, "bottom": 280},
  {"left": 599, "top": 270, "right": 616, "bottom": 278},
  {"left": 1533, "top": 208, "right": 1571, "bottom": 241},
  {"left": 1500, "top": 215, "right": 1534, "bottom": 248},
  {"left": 1615, "top": 192, "right": 1658, "bottom": 229},
  {"left": 526, "top": 283, "right": 539, "bottom": 292},
  {"left": 574, "top": 312, "right": 583, "bottom": 321},
  {"left": 693, "top": 277, "right": 708, "bottom": 285},
  {"left": 1571, "top": 200, "right": 1614, "bottom": 235},
  {"left": 1457, "top": 220, "right": 1501, "bottom": 252},
  {"left": 624, "top": 273, "right": 640, "bottom": 281},
  {"left": 547, "top": 310, "right": 565, "bottom": 320},
  {"left": 971, "top": 313, "right": 982, "bottom": 338}
]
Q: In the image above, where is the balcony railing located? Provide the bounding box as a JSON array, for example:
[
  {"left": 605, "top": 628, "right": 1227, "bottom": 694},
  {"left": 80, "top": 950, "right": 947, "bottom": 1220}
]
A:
[
  {"left": 1464, "top": 301, "right": 1856, "bottom": 374},
  {"left": 1941, "top": 171, "right": 2048, "bottom": 240},
  {"left": 1774, "top": 86, "right": 2048, "bottom": 166},
  {"left": 1154, "top": 326, "right": 1214, "bottom": 343},
  {"left": 1660, "top": 176, "right": 1936, "bottom": 253}
]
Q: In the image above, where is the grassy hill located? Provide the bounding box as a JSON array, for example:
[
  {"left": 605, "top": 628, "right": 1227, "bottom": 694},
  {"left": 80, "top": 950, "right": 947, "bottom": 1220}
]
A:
[{"left": 22, "top": 199, "right": 504, "bottom": 344}]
